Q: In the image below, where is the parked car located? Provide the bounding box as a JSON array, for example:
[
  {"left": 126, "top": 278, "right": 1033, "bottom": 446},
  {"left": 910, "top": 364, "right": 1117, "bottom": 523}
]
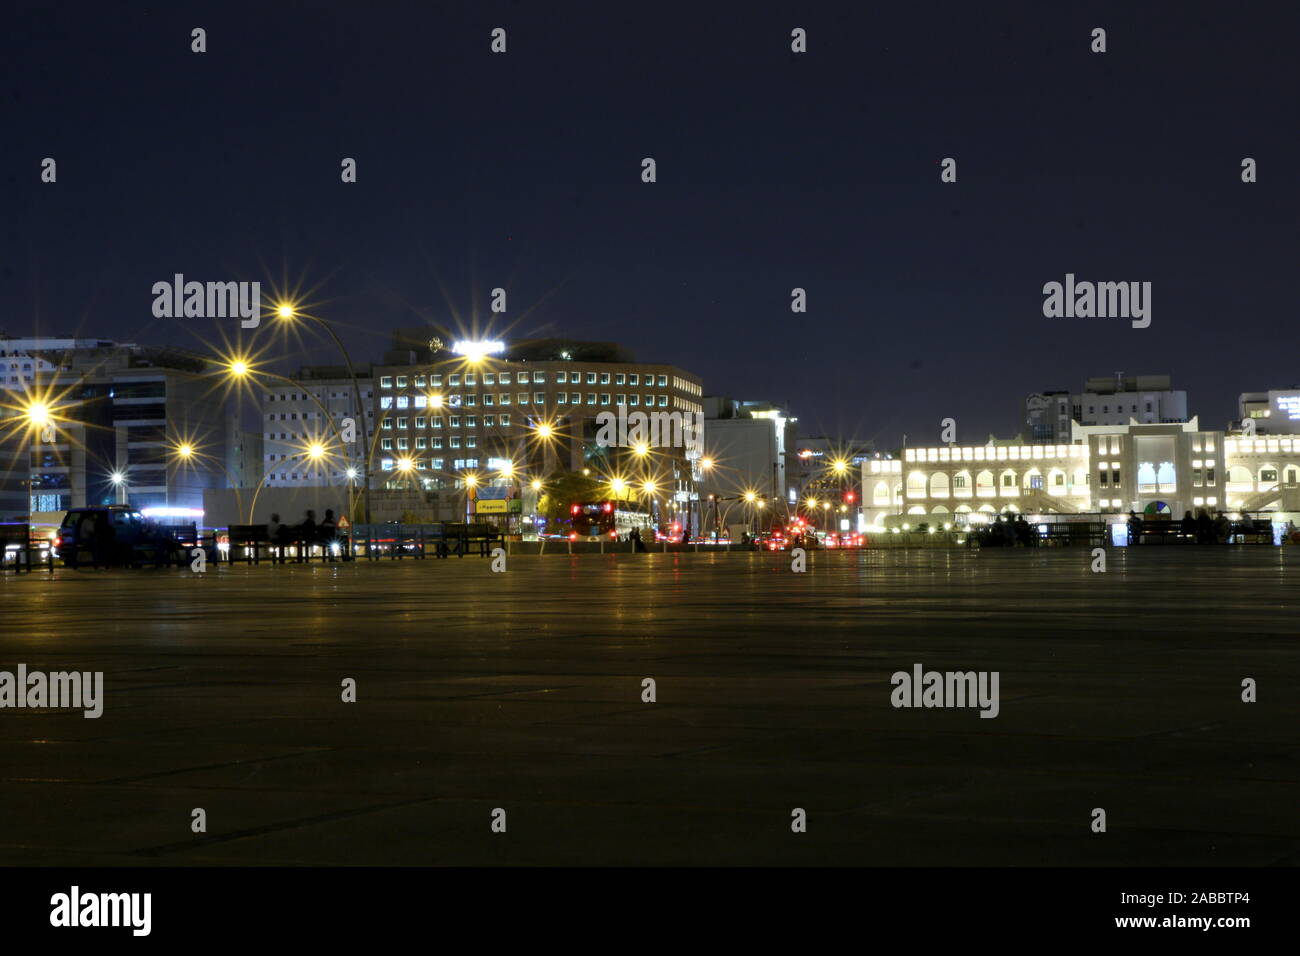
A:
[{"left": 55, "top": 506, "right": 180, "bottom": 568}]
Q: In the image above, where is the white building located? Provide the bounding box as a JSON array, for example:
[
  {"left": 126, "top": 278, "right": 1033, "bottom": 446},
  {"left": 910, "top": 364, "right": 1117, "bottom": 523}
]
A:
[
  {"left": 1024, "top": 373, "right": 1188, "bottom": 443},
  {"left": 262, "top": 367, "right": 374, "bottom": 488},
  {"left": 1237, "top": 388, "right": 1300, "bottom": 435},
  {"left": 865, "top": 417, "right": 1300, "bottom": 527}
]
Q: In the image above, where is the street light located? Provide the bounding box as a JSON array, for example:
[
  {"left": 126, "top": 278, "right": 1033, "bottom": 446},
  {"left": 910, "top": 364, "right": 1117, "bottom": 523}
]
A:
[{"left": 263, "top": 303, "right": 375, "bottom": 531}]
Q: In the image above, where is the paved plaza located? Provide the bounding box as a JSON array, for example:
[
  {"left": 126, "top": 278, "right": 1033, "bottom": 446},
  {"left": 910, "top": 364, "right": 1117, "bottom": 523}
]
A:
[{"left": 1, "top": 548, "right": 1296, "bottom": 866}]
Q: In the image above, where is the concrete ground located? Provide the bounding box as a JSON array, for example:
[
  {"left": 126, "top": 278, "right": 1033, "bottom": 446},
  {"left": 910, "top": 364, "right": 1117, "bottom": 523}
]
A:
[{"left": 0, "top": 547, "right": 1296, "bottom": 866}]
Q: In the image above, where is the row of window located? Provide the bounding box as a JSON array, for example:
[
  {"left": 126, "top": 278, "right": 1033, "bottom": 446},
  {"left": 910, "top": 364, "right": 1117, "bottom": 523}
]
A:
[
  {"left": 380, "top": 393, "right": 671, "bottom": 410},
  {"left": 379, "top": 457, "right": 478, "bottom": 471},
  {"left": 382, "top": 414, "right": 511, "bottom": 430},
  {"left": 381, "top": 437, "right": 483, "bottom": 450},
  {"left": 266, "top": 391, "right": 372, "bottom": 402},
  {"left": 379, "top": 371, "right": 671, "bottom": 388}
]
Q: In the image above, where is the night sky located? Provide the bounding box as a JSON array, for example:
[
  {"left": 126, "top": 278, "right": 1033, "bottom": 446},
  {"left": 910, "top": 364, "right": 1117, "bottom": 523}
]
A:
[{"left": 5, "top": 1, "right": 1297, "bottom": 447}]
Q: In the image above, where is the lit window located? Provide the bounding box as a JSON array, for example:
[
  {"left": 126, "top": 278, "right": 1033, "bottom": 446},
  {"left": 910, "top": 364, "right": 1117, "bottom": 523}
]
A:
[
  {"left": 396, "top": 377, "right": 407, "bottom": 388},
  {"left": 380, "top": 376, "right": 393, "bottom": 388}
]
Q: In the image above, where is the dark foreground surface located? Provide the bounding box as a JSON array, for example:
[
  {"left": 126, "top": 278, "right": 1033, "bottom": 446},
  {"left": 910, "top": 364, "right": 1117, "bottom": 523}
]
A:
[{"left": 1, "top": 548, "right": 1296, "bottom": 866}]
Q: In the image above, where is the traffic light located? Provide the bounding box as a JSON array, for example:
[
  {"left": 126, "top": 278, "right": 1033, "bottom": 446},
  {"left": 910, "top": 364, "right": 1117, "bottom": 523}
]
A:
[
  {"left": 843, "top": 490, "right": 856, "bottom": 503},
  {"left": 570, "top": 503, "right": 581, "bottom": 515}
]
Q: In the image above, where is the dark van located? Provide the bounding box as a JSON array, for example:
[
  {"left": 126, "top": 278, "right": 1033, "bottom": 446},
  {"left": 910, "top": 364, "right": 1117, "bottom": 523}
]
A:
[{"left": 56, "top": 506, "right": 179, "bottom": 568}]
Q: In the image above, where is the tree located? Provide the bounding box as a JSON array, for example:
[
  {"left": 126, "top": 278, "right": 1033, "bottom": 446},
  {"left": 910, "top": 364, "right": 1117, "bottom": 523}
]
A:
[{"left": 537, "top": 470, "right": 603, "bottom": 530}]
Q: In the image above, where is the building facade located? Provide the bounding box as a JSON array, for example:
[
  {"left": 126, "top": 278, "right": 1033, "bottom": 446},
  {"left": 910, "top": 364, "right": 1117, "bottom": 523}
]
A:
[
  {"left": 1024, "top": 373, "right": 1188, "bottom": 443},
  {"left": 7, "top": 342, "right": 230, "bottom": 515},
  {"left": 370, "top": 336, "right": 704, "bottom": 527},
  {"left": 866, "top": 417, "right": 1300, "bottom": 527}
]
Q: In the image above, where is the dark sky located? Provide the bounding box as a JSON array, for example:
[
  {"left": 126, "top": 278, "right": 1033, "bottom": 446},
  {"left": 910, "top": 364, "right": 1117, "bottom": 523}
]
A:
[{"left": 5, "top": 0, "right": 1297, "bottom": 448}]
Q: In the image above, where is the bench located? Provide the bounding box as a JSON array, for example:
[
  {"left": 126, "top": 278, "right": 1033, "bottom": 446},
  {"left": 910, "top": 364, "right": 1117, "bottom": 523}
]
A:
[
  {"left": 1134, "top": 523, "right": 1185, "bottom": 545},
  {"left": 1019, "top": 522, "right": 1107, "bottom": 547},
  {"left": 0, "top": 523, "right": 52, "bottom": 573},
  {"left": 227, "top": 524, "right": 272, "bottom": 563},
  {"left": 465, "top": 523, "right": 504, "bottom": 557}
]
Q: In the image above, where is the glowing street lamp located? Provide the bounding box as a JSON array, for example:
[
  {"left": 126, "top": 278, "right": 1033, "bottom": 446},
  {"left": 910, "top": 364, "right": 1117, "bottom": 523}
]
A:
[
  {"left": 25, "top": 402, "right": 52, "bottom": 429},
  {"left": 276, "top": 303, "right": 296, "bottom": 320}
]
